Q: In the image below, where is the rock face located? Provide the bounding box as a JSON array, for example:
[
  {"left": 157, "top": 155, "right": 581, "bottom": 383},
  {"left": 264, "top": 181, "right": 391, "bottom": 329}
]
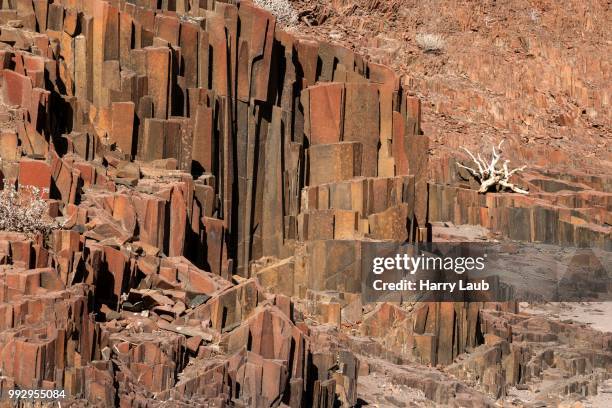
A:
[
  {"left": 0, "top": 0, "right": 609, "bottom": 407},
  {"left": 289, "top": 0, "right": 612, "bottom": 251},
  {"left": 428, "top": 168, "right": 611, "bottom": 250},
  {"left": 290, "top": 0, "right": 610, "bottom": 174},
  {"left": 0, "top": 0, "right": 427, "bottom": 405}
]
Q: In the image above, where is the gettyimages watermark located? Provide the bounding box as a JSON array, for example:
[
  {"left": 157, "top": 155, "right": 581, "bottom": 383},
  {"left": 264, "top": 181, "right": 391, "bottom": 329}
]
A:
[
  {"left": 371, "top": 252, "right": 489, "bottom": 292},
  {"left": 361, "top": 242, "right": 611, "bottom": 303}
]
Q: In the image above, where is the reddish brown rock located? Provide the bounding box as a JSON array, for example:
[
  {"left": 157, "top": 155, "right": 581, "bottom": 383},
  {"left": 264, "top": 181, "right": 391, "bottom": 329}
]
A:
[
  {"left": 0, "top": 1, "right": 605, "bottom": 407},
  {"left": 18, "top": 159, "right": 51, "bottom": 198},
  {"left": 308, "top": 142, "right": 363, "bottom": 186}
]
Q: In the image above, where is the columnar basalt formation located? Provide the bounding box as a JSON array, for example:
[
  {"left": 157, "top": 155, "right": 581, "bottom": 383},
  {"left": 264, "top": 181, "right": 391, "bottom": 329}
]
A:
[
  {"left": 0, "top": 0, "right": 609, "bottom": 406},
  {"left": 429, "top": 160, "right": 611, "bottom": 250},
  {"left": 0, "top": 0, "right": 429, "bottom": 405},
  {"left": 0, "top": 0, "right": 430, "bottom": 268},
  {"left": 288, "top": 0, "right": 612, "bottom": 251}
]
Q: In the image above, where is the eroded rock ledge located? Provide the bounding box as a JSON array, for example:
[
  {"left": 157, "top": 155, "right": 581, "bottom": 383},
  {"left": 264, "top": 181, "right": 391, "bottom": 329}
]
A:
[{"left": 0, "top": 0, "right": 609, "bottom": 406}]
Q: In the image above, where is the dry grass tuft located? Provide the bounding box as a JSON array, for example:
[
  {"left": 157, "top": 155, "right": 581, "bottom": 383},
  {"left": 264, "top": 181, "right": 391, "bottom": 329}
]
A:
[
  {"left": 254, "top": 0, "right": 298, "bottom": 26},
  {"left": 0, "top": 183, "right": 58, "bottom": 237},
  {"left": 415, "top": 33, "right": 445, "bottom": 53}
]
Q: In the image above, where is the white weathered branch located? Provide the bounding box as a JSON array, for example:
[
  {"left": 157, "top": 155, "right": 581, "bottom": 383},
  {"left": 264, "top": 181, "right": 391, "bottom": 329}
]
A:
[
  {"left": 456, "top": 162, "right": 480, "bottom": 178},
  {"left": 456, "top": 140, "right": 529, "bottom": 194}
]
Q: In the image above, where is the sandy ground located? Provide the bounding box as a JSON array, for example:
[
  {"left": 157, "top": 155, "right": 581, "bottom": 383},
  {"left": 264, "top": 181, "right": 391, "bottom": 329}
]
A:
[
  {"left": 505, "top": 380, "right": 612, "bottom": 408},
  {"left": 358, "top": 371, "right": 435, "bottom": 407},
  {"left": 583, "top": 379, "right": 612, "bottom": 408},
  {"left": 522, "top": 302, "right": 612, "bottom": 333}
]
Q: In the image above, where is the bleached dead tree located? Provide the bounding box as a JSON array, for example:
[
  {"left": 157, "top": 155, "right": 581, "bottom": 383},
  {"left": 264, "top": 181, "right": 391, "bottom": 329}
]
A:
[{"left": 456, "top": 140, "right": 529, "bottom": 194}]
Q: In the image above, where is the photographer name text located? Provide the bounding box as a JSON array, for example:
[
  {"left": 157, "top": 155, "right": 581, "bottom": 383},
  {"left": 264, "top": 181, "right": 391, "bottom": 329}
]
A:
[{"left": 372, "top": 279, "right": 489, "bottom": 292}]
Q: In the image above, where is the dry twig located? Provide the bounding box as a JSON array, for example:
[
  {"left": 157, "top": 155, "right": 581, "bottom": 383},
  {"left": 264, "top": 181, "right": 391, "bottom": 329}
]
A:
[{"left": 456, "top": 140, "right": 529, "bottom": 194}]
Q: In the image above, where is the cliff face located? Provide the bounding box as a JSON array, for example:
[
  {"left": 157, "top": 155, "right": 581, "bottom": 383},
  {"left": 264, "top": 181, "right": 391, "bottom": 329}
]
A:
[
  {"left": 0, "top": 0, "right": 425, "bottom": 405},
  {"left": 290, "top": 0, "right": 611, "bottom": 251},
  {"left": 0, "top": 0, "right": 609, "bottom": 406},
  {"left": 291, "top": 0, "right": 611, "bottom": 174}
]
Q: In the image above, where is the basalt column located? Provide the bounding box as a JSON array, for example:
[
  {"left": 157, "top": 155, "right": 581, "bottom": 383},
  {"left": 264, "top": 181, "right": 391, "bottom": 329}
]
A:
[{"left": 0, "top": 0, "right": 429, "bottom": 275}]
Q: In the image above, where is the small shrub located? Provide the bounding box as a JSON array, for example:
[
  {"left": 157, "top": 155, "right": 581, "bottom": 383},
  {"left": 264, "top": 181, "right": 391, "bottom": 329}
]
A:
[
  {"left": 254, "top": 0, "right": 298, "bottom": 26},
  {"left": 529, "top": 9, "right": 540, "bottom": 23},
  {"left": 0, "top": 183, "right": 57, "bottom": 237},
  {"left": 415, "top": 33, "right": 445, "bottom": 53}
]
